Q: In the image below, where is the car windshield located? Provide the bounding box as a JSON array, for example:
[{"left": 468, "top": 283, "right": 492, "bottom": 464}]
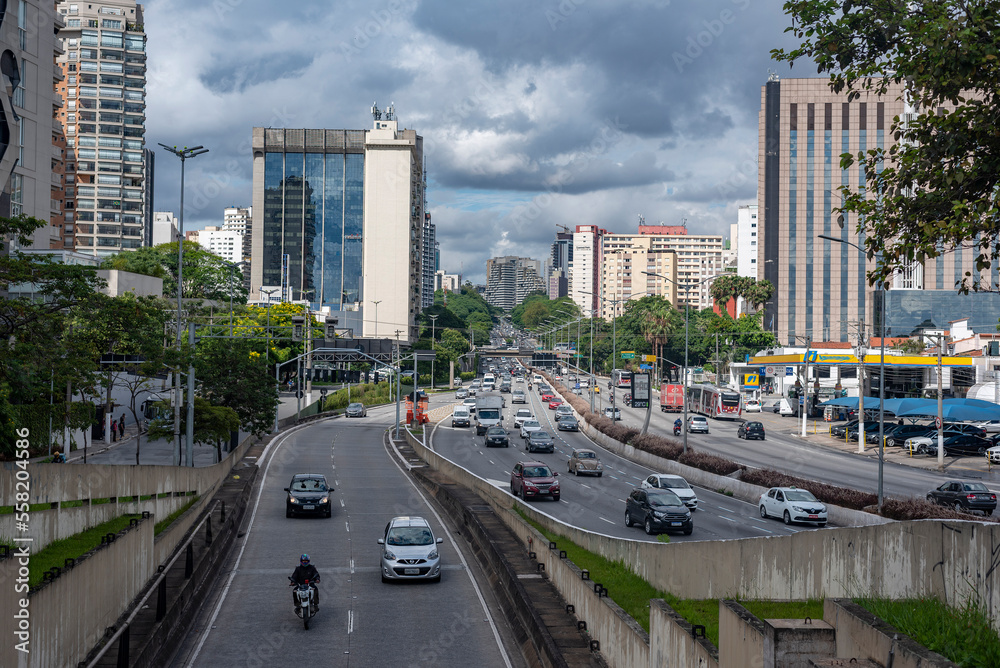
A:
[
  {"left": 575, "top": 451, "right": 596, "bottom": 459},
  {"left": 517, "top": 410, "right": 531, "bottom": 416},
  {"left": 964, "top": 483, "right": 989, "bottom": 491},
  {"left": 784, "top": 490, "right": 818, "bottom": 502},
  {"left": 386, "top": 526, "right": 434, "bottom": 546},
  {"left": 292, "top": 478, "right": 327, "bottom": 492},
  {"left": 692, "top": 417, "right": 707, "bottom": 423},
  {"left": 523, "top": 421, "right": 539, "bottom": 428},
  {"left": 523, "top": 466, "right": 552, "bottom": 477},
  {"left": 532, "top": 432, "right": 552, "bottom": 441},
  {"left": 348, "top": 403, "right": 362, "bottom": 409},
  {"left": 647, "top": 491, "right": 683, "bottom": 507},
  {"left": 487, "top": 427, "right": 506, "bottom": 436},
  {"left": 660, "top": 478, "right": 689, "bottom": 489}
]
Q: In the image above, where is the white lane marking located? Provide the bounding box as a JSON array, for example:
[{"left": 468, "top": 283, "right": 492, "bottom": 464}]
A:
[
  {"left": 345, "top": 521, "right": 350, "bottom": 532},
  {"left": 350, "top": 559, "right": 355, "bottom": 574},
  {"left": 385, "top": 432, "right": 513, "bottom": 668},
  {"left": 348, "top": 609, "right": 354, "bottom": 634},
  {"left": 599, "top": 517, "right": 616, "bottom": 525},
  {"left": 188, "top": 419, "right": 338, "bottom": 663},
  {"left": 340, "top": 499, "right": 345, "bottom": 507},
  {"left": 579, "top": 483, "right": 592, "bottom": 489}
]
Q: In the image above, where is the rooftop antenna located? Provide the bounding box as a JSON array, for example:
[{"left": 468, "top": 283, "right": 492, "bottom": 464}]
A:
[
  {"left": 371, "top": 102, "right": 382, "bottom": 121},
  {"left": 386, "top": 102, "right": 395, "bottom": 121},
  {"left": 637, "top": 214, "right": 645, "bottom": 228},
  {"left": 681, "top": 217, "right": 688, "bottom": 229},
  {"left": 767, "top": 69, "right": 779, "bottom": 83}
]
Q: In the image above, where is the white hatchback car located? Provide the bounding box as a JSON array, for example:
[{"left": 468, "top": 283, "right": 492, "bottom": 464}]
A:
[
  {"left": 641, "top": 474, "right": 699, "bottom": 510},
  {"left": 744, "top": 399, "right": 761, "bottom": 413},
  {"left": 514, "top": 409, "right": 534, "bottom": 429}
]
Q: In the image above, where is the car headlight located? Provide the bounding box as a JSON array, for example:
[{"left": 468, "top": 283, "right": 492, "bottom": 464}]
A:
[
  {"left": 288, "top": 496, "right": 298, "bottom": 503},
  {"left": 383, "top": 550, "right": 396, "bottom": 560},
  {"left": 319, "top": 497, "right": 328, "bottom": 504},
  {"left": 653, "top": 511, "right": 667, "bottom": 519},
  {"left": 427, "top": 549, "right": 439, "bottom": 560},
  {"left": 791, "top": 505, "right": 806, "bottom": 512}
]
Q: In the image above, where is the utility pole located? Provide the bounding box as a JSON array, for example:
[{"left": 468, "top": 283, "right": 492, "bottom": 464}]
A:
[
  {"left": 395, "top": 329, "right": 403, "bottom": 439},
  {"left": 937, "top": 332, "right": 944, "bottom": 468}
]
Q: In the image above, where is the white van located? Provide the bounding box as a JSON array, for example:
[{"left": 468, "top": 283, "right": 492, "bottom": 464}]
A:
[
  {"left": 483, "top": 373, "right": 496, "bottom": 390},
  {"left": 776, "top": 398, "right": 798, "bottom": 417},
  {"left": 452, "top": 407, "right": 471, "bottom": 427}
]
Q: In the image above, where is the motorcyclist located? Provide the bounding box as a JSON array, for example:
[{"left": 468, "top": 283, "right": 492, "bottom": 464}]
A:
[
  {"left": 673, "top": 418, "right": 682, "bottom": 434},
  {"left": 290, "top": 553, "right": 320, "bottom": 613},
  {"left": 52, "top": 451, "right": 66, "bottom": 463}
]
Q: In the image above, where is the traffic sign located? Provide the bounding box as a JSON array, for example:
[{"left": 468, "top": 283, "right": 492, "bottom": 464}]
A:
[
  {"left": 621, "top": 351, "right": 635, "bottom": 359},
  {"left": 639, "top": 363, "right": 652, "bottom": 370},
  {"left": 644, "top": 354, "right": 656, "bottom": 362}
]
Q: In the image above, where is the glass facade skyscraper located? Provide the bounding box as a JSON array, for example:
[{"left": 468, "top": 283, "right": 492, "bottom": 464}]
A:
[{"left": 256, "top": 130, "right": 366, "bottom": 308}]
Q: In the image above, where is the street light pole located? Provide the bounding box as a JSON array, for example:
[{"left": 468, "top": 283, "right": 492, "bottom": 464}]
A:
[
  {"left": 371, "top": 299, "right": 381, "bottom": 339},
  {"left": 158, "top": 143, "right": 208, "bottom": 465},
  {"left": 429, "top": 314, "right": 438, "bottom": 390},
  {"left": 819, "top": 233, "right": 886, "bottom": 512}
]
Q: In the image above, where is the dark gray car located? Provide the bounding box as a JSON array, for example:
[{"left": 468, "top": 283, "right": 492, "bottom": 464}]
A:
[{"left": 526, "top": 431, "right": 555, "bottom": 453}]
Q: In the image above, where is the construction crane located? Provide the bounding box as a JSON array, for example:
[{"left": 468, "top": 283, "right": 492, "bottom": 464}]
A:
[{"left": 556, "top": 224, "right": 572, "bottom": 234}]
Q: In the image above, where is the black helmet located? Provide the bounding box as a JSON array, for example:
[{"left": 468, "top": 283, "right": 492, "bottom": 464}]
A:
[{"left": 300, "top": 554, "right": 310, "bottom": 565}]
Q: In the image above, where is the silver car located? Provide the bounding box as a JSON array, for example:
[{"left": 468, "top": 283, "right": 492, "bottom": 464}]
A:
[
  {"left": 377, "top": 516, "right": 443, "bottom": 582},
  {"left": 345, "top": 402, "right": 367, "bottom": 417}
]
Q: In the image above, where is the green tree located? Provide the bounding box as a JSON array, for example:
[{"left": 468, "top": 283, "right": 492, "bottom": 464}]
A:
[
  {"left": 773, "top": 0, "right": 1000, "bottom": 291},
  {"left": 194, "top": 338, "right": 279, "bottom": 438},
  {"left": 148, "top": 397, "right": 240, "bottom": 463},
  {"left": 104, "top": 241, "right": 247, "bottom": 302}
]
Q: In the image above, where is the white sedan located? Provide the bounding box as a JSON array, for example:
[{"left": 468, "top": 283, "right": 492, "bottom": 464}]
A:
[
  {"left": 513, "top": 409, "right": 534, "bottom": 429},
  {"left": 641, "top": 474, "right": 699, "bottom": 510},
  {"left": 758, "top": 486, "right": 827, "bottom": 526},
  {"left": 520, "top": 420, "right": 542, "bottom": 439},
  {"left": 904, "top": 430, "right": 963, "bottom": 454},
  {"left": 987, "top": 446, "right": 1000, "bottom": 464}
]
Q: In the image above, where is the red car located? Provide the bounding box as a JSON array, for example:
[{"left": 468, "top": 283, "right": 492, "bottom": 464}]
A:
[
  {"left": 510, "top": 461, "right": 560, "bottom": 501},
  {"left": 540, "top": 393, "right": 555, "bottom": 401},
  {"left": 548, "top": 399, "right": 563, "bottom": 410}
]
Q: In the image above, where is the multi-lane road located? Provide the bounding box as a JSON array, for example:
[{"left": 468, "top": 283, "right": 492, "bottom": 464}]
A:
[
  {"left": 171, "top": 404, "right": 518, "bottom": 668},
  {"left": 432, "top": 381, "right": 818, "bottom": 542}
]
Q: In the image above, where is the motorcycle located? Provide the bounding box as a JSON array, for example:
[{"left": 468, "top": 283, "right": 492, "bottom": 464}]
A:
[
  {"left": 673, "top": 423, "right": 682, "bottom": 437},
  {"left": 289, "top": 576, "right": 318, "bottom": 629},
  {"left": 622, "top": 394, "right": 632, "bottom": 407}
]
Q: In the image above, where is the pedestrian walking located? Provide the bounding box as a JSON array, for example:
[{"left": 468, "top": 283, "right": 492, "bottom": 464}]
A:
[
  {"left": 110, "top": 417, "right": 116, "bottom": 442},
  {"left": 119, "top": 415, "right": 126, "bottom": 440}
]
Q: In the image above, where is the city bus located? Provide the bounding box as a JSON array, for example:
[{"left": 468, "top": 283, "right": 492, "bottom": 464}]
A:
[
  {"left": 140, "top": 392, "right": 172, "bottom": 429},
  {"left": 610, "top": 369, "right": 632, "bottom": 389},
  {"left": 688, "top": 384, "right": 742, "bottom": 419}
]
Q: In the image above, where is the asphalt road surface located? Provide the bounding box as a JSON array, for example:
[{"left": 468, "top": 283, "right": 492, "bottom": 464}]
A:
[
  {"left": 171, "top": 402, "right": 516, "bottom": 668},
  {"left": 433, "top": 381, "right": 820, "bottom": 542}
]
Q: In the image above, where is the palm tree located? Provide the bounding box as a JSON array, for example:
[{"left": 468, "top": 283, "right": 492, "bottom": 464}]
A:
[{"left": 639, "top": 299, "right": 679, "bottom": 381}]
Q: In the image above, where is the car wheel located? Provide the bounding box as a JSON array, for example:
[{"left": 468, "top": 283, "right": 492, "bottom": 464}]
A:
[
  {"left": 954, "top": 501, "right": 964, "bottom": 513},
  {"left": 644, "top": 518, "right": 656, "bottom": 535},
  {"left": 818, "top": 522, "right": 827, "bottom": 527},
  {"left": 510, "top": 482, "right": 516, "bottom": 494},
  {"left": 759, "top": 505, "right": 768, "bottom": 519},
  {"left": 325, "top": 509, "right": 332, "bottom": 518},
  {"left": 783, "top": 510, "right": 792, "bottom": 525},
  {"left": 624, "top": 510, "right": 634, "bottom": 527},
  {"left": 597, "top": 472, "right": 603, "bottom": 477},
  {"left": 683, "top": 526, "right": 693, "bottom": 536},
  {"left": 978, "top": 447, "right": 987, "bottom": 456}
]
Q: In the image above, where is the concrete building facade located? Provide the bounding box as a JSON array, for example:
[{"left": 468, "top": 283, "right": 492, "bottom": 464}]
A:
[
  {"left": 150, "top": 210, "right": 175, "bottom": 246},
  {"left": 485, "top": 255, "right": 544, "bottom": 311},
  {"left": 250, "top": 114, "right": 425, "bottom": 341},
  {"left": 56, "top": 0, "right": 147, "bottom": 257},
  {"left": 570, "top": 224, "right": 605, "bottom": 315},
  {"left": 599, "top": 236, "right": 679, "bottom": 319},
  {"left": 736, "top": 204, "right": 758, "bottom": 279},
  {"left": 434, "top": 269, "right": 460, "bottom": 294}
]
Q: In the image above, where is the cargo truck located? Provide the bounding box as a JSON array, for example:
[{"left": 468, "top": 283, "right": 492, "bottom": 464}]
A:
[
  {"left": 475, "top": 393, "right": 505, "bottom": 435},
  {"left": 659, "top": 383, "right": 685, "bottom": 412}
]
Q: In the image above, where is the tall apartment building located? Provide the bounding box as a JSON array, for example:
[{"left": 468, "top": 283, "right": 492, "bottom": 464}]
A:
[
  {"left": 198, "top": 226, "right": 242, "bottom": 264},
  {"left": 222, "top": 205, "right": 251, "bottom": 288},
  {"left": 56, "top": 0, "right": 147, "bottom": 256},
  {"left": 548, "top": 230, "right": 572, "bottom": 299},
  {"left": 602, "top": 226, "right": 723, "bottom": 310},
  {"left": 570, "top": 225, "right": 605, "bottom": 315},
  {"left": 251, "top": 113, "right": 424, "bottom": 341},
  {"left": 421, "top": 210, "right": 436, "bottom": 308},
  {"left": 485, "top": 255, "right": 544, "bottom": 311},
  {"left": 434, "top": 269, "right": 461, "bottom": 294},
  {"left": 600, "top": 237, "right": 679, "bottom": 319},
  {"left": 0, "top": 1, "right": 67, "bottom": 251},
  {"left": 736, "top": 204, "right": 758, "bottom": 279}
]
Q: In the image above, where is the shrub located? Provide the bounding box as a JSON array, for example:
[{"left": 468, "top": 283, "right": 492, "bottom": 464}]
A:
[
  {"left": 630, "top": 433, "right": 683, "bottom": 460},
  {"left": 740, "top": 468, "right": 877, "bottom": 509},
  {"left": 679, "top": 451, "right": 743, "bottom": 476},
  {"left": 880, "top": 497, "right": 999, "bottom": 522}
]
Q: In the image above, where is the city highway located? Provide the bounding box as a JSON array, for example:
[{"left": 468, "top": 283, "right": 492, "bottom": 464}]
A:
[
  {"left": 171, "top": 402, "right": 516, "bottom": 668},
  {"left": 432, "top": 380, "right": 820, "bottom": 542}
]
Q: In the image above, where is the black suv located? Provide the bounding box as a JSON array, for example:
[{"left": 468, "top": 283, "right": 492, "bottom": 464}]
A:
[
  {"left": 284, "top": 474, "right": 333, "bottom": 518},
  {"left": 624, "top": 488, "right": 693, "bottom": 536},
  {"left": 737, "top": 421, "right": 765, "bottom": 440}
]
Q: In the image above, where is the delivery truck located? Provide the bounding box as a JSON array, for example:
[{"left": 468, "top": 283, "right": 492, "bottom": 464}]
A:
[
  {"left": 475, "top": 393, "right": 505, "bottom": 435},
  {"left": 659, "top": 383, "right": 685, "bottom": 412}
]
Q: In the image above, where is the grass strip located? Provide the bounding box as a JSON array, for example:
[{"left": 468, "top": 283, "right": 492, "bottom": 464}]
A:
[
  {"left": 61, "top": 500, "right": 85, "bottom": 509},
  {"left": 855, "top": 596, "right": 1000, "bottom": 667},
  {"left": 28, "top": 514, "right": 139, "bottom": 588},
  {"left": 154, "top": 496, "right": 200, "bottom": 536}
]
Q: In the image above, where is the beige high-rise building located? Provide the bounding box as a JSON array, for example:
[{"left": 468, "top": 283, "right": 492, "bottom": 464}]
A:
[
  {"left": 56, "top": 0, "right": 147, "bottom": 256},
  {"left": 602, "top": 226, "right": 723, "bottom": 310},
  {"left": 599, "top": 236, "right": 678, "bottom": 319}
]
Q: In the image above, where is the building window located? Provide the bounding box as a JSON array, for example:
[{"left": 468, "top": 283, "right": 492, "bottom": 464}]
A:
[{"left": 18, "top": 0, "right": 26, "bottom": 50}]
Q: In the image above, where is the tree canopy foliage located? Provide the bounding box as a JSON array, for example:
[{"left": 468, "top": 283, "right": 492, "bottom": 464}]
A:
[
  {"left": 103, "top": 242, "right": 247, "bottom": 302},
  {"left": 709, "top": 275, "right": 774, "bottom": 312},
  {"left": 773, "top": 0, "right": 1000, "bottom": 291}
]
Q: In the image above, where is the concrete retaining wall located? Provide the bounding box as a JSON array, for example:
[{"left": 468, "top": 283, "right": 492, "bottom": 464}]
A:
[
  {"left": 718, "top": 600, "right": 765, "bottom": 668},
  {"left": 650, "top": 599, "right": 719, "bottom": 667},
  {"left": 4, "top": 515, "right": 155, "bottom": 668},
  {"left": 824, "top": 599, "right": 961, "bottom": 667}
]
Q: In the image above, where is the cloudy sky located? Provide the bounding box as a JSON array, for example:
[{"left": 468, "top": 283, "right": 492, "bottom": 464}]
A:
[{"left": 145, "top": 0, "right": 804, "bottom": 284}]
